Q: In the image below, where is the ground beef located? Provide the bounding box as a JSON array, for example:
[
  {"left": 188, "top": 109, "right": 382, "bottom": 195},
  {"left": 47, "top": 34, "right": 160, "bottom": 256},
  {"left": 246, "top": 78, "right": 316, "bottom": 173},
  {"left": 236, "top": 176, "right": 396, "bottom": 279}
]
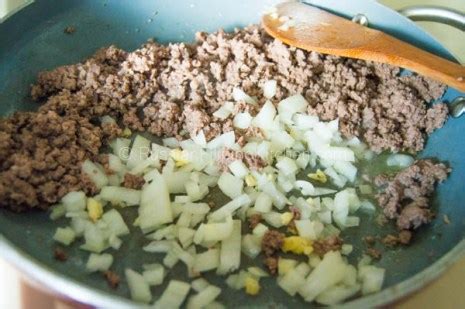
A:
[
  {"left": 53, "top": 247, "right": 68, "bottom": 262},
  {"left": 248, "top": 213, "right": 262, "bottom": 230},
  {"left": 264, "top": 256, "right": 279, "bottom": 275},
  {"left": 122, "top": 173, "right": 145, "bottom": 190},
  {"left": 366, "top": 248, "right": 382, "bottom": 260},
  {"left": 312, "top": 235, "right": 343, "bottom": 257},
  {"left": 103, "top": 270, "right": 120, "bottom": 289},
  {"left": 398, "top": 230, "right": 413, "bottom": 244},
  {"left": 363, "top": 236, "right": 376, "bottom": 247},
  {"left": 382, "top": 230, "right": 413, "bottom": 247},
  {"left": 375, "top": 159, "right": 449, "bottom": 230},
  {"left": 0, "top": 26, "right": 448, "bottom": 211},
  {"left": 216, "top": 147, "right": 266, "bottom": 172},
  {"left": 261, "top": 230, "right": 285, "bottom": 257}
]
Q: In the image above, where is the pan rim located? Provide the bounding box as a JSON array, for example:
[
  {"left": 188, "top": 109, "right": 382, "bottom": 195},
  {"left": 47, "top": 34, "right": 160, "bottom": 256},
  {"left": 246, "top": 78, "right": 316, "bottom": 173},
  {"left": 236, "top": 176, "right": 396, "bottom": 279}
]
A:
[{"left": 0, "top": 0, "right": 464, "bottom": 307}]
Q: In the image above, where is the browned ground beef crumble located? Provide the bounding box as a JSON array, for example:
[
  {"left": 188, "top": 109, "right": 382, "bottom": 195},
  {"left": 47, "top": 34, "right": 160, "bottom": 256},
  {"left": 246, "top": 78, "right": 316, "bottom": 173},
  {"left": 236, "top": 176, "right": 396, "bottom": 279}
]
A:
[
  {"left": 122, "top": 173, "right": 146, "bottom": 190},
  {"left": 312, "top": 235, "right": 343, "bottom": 257},
  {"left": 375, "top": 160, "right": 450, "bottom": 231},
  {"left": 0, "top": 25, "right": 448, "bottom": 214}
]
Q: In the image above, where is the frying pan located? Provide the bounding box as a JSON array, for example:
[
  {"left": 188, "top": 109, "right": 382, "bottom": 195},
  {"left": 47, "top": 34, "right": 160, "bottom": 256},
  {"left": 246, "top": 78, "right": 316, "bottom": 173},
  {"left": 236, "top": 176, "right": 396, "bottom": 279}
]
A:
[{"left": 0, "top": 0, "right": 464, "bottom": 307}]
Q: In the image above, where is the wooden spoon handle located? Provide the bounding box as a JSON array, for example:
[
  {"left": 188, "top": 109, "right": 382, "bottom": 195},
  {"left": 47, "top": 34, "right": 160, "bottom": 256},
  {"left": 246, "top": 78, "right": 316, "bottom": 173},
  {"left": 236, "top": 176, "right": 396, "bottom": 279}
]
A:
[{"left": 358, "top": 34, "right": 465, "bottom": 92}]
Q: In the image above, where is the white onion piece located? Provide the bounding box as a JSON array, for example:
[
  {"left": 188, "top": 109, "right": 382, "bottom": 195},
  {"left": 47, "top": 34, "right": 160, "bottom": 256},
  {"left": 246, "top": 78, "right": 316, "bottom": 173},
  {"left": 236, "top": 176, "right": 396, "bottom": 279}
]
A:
[
  {"left": 241, "top": 234, "right": 262, "bottom": 258},
  {"left": 81, "top": 160, "right": 108, "bottom": 189},
  {"left": 293, "top": 113, "right": 318, "bottom": 130},
  {"left": 110, "top": 138, "right": 131, "bottom": 162},
  {"left": 80, "top": 223, "right": 107, "bottom": 253},
  {"left": 209, "top": 194, "right": 251, "bottom": 222},
  {"left": 187, "top": 285, "right": 222, "bottom": 309},
  {"left": 148, "top": 225, "right": 177, "bottom": 241},
  {"left": 86, "top": 253, "right": 113, "bottom": 272},
  {"left": 127, "top": 135, "right": 151, "bottom": 169},
  {"left": 228, "top": 160, "right": 249, "bottom": 179},
  {"left": 217, "top": 220, "right": 241, "bottom": 275},
  {"left": 192, "top": 278, "right": 210, "bottom": 292},
  {"left": 213, "top": 101, "right": 235, "bottom": 120},
  {"left": 359, "top": 265, "right": 385, "bottom": 295},
  {"left": 262, "top": 212, "right": 284, "bottom": 228},
  {"left": 152, "top": 143, "right": 171, "bottom": 161},
  {"left": 232, "top": 87, "right": 256, "bottom": 105},
  {"left": 163, "top": 171, "right": 191, "bottom": 194},
  {"left": 107, "top": 154, "right": 126, "bottom": 175},
  {"left": 324, "top": 167, "right": 348, "bottom": 188},
  {"left": 101, "top": 209, "right": 129, "bottom": 236},
  {"left": 154, "top": 280, "right": 191, "bottom": 309},
  {"left": 252, "top": 100, "right": 277, "bottom": 130},
  {"left": 278, "top": 263, "right": 311, "bottom": 296},
  {"left": 194, "top": 216, "right": 234, "bottom": 244},
  {"left": 318, "top": 146, "right": 355, "bottom": 162},
  {"left": 295, "top": 220, "right": 324, "bottom": 240},
  {"left": 143, "top": 240, "right": 173, "bottom": 253},
  {"left": 193, "top": 249, "right": 220, "bottom": 273},
  {"left": 333, "top": 161, "right": 357, "bottom": 183},
  {"left": 207, "top": 131, "right": 235, "bottom": 149},
  {"left": 254, "top": 192, "right": 273, "bottom": 213},
  {"left": 260, "top": 181, "right": 289, "bottom": 210},
  {"left": 125, "top": 268, "right": 152, "bottom": 303},
  {"left": 299, "top": 251, "right": 347, "bottom": 302},
  {"left": 233, "top": 112, "right": 253, "bottom": 129},
  {"left": 386, "top": 153, "right": 414, "bottom": 168},
  {"left": 252, "top": 223, "right": 269, "bottom": 238},
  {"left": 270, "top": 131, "right": 295, "bottom": 153},
  {"left": 295, "top": 180, "right": 315, "bottom": 196},
  {"left": 143, "top": 264, "right": 165, "bottom": 286},
  {"left": 263, "top": 80, "right": 277, "bottom": 99},
  {"left": 53, "top": 227, "right": 76, "bottom": 246},
  {"left": 276, "top": 157, "right": 299, "bottom": 176},
  {"left": 163, "top": 137, "right": 180, "bottom": 148},
  {"left": 61, "top": 191, "right": 86, "bottom": 213},
  {"left": 278, "top": 94, "right": 308, "bottom": 117},
  {"left": 139, "top": 170, "right": 173, "bottom": 232},
  {"left": 316, "top": 284, "right": 361, "bottom": 306},
  {"left": 308, "top": 187, "right": 337, "bottom": 196},
  {"left": 333, "top": 190, "right": 350, "bottom": 228},
  {"left": 100, "top": 186, "right": 141, "bottom": 207}
]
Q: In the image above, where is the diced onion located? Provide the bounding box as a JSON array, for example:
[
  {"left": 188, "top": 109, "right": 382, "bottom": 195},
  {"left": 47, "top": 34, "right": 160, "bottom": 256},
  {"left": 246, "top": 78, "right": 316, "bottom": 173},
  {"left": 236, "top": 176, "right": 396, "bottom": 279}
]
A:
[
  {"left": 154, "top": 280, "right": 190, "bottom": 308},
  {"left": 125, "top": 268, "right": 152, "bottom": 303},
  {"left": 86, "top": 253, "right": 113, "bottom": 272}
]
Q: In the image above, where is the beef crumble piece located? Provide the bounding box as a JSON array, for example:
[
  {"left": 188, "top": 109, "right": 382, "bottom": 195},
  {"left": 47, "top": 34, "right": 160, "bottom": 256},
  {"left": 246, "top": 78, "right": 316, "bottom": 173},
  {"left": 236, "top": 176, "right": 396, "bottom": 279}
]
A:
[
  {"left": 261, "top": 230, "right": 284, "bottom": 274},
  {"left": 103, "top": 270, "right": 120, "bottom": 289},
  {"left": 312, "top": 235, "right": 343, "bottom": 257},
  {"left": 366, "top": 248, "right": 382, "bottom": 260},
  {"left": 375, "top": 159, "right": 449, "bottom": 230},
  {"left": 382, "top": 230, "right": 413, "bottom": 247},
  {"left": 53, "top": 247, "right": 68, "bottom": 262},
  {"left": 261, "top": 230, "right": 285, "bottom": 257},
  {"left": 1, "top": 26, "right": 448, "bottom": 211},
  {"left": 264, "top": 256, "right": 279, "bottom": 275},
  {"left": 248, "top": 213, "right": 262, "bottom": 230},
  {"left": 122, "top": 173, "right": 145, "bottom": 190},
  {"left": 216, "top": 148, "right": 266, "bottom": 172}
]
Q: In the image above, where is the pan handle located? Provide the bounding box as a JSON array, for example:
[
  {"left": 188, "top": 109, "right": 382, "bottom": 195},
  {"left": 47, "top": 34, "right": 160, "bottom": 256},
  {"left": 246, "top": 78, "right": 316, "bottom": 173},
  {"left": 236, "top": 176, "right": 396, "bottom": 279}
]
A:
[
  {"left": 399, "top": 5, "right": 465, "bottom": 118},
  {"left": 398, "top": 5, "right": 465, "bottom": 31}
]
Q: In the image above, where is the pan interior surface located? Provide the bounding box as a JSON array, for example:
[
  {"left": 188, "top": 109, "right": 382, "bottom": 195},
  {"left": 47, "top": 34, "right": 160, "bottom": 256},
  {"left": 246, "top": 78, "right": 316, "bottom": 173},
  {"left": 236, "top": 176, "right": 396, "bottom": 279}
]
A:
[{"left": 0, "top": 0, "right": 464, "bottom": 307}]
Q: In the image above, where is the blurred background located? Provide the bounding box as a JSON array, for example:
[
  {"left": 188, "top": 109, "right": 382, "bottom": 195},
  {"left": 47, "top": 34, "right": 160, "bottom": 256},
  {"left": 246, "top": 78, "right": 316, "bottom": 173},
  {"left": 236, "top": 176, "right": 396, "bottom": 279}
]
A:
[{"left": 0, "top": 0, "right": 464, "bottom": 308}]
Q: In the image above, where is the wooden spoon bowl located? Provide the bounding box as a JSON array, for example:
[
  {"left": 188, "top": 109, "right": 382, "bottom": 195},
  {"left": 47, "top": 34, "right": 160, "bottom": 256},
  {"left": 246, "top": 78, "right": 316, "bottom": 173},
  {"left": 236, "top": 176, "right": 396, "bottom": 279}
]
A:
[{"left": 262, "top": 2, "right": 465, "bottom": 92}]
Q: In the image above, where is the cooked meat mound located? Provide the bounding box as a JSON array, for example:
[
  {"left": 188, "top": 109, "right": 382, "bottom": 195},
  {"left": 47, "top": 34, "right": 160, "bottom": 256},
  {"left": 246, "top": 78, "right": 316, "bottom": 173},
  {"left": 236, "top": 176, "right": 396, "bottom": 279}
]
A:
[
  {"left": 375, "top": 160, "right": 449, "bottom": 230},
  {"left": 0, "top": 26, "right": 447, "bottom": 211}
]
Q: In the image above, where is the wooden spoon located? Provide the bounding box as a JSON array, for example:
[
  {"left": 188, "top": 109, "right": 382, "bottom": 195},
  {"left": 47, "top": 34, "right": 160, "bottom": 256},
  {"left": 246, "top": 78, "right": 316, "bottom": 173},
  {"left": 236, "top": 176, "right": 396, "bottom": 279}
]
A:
[{"left": 262, "top": 2, "right": 465, "bottom": 92}]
